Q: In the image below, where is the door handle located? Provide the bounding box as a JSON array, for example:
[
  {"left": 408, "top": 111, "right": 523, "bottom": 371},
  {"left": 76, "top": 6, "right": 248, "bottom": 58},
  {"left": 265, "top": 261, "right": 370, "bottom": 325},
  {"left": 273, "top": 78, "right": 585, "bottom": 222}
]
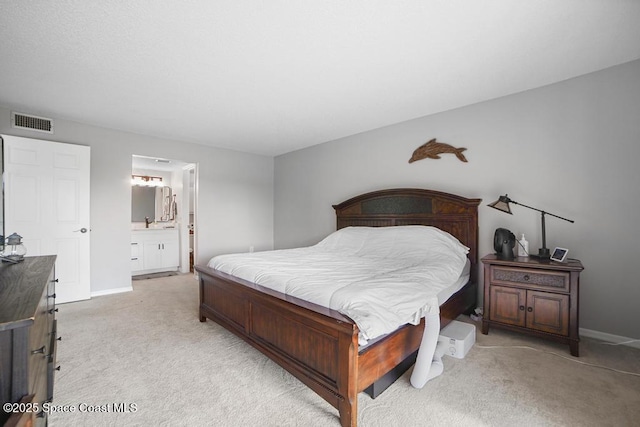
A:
[{"left": 74, "top": 228, "right": 88, "bottom": 233}]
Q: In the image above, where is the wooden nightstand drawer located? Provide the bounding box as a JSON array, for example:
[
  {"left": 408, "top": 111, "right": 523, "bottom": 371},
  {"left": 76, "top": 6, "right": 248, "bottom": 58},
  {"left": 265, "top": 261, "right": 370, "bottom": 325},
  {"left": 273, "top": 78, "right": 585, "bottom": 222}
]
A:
[{"left": 491, "top": 266, "right": 570, "bottom": 292}]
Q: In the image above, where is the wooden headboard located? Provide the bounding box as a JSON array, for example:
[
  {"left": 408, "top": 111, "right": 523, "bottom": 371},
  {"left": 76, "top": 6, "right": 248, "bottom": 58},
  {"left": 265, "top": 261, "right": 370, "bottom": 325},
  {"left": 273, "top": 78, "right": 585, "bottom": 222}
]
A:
[{"left": 333, "top": 188, "right": 482, "bottom": 282}]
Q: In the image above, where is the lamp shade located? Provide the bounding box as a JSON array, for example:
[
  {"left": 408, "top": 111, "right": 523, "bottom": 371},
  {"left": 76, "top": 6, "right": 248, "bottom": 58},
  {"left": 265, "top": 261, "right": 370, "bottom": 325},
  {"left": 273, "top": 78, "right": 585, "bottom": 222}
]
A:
[{"left": 488, "top": 195, "right": 513, "bottom": 214}]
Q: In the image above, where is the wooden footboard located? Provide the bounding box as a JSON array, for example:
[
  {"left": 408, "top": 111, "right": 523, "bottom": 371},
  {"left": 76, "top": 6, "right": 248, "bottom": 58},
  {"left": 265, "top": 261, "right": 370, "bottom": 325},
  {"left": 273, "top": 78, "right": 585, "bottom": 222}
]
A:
[{"left": 197, "top": 265, "right": 360, "bottom": 427}]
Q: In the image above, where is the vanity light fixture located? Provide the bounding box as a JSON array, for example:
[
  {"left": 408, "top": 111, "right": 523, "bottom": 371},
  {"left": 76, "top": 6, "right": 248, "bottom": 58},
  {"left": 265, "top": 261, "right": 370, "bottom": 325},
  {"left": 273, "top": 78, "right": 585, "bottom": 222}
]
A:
[
  {"left": 488, "top": 194, "right": 574, "bottom": 261},
  {"left": 131, "top": 174, "right": 164, "bottom": 187}
]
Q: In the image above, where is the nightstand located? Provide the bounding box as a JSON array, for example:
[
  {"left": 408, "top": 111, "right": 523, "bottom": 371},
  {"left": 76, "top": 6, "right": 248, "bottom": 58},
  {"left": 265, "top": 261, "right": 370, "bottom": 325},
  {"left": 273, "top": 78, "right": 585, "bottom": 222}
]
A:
[{"left": 481, "top": 254, "right": 584, "bottom": 356}]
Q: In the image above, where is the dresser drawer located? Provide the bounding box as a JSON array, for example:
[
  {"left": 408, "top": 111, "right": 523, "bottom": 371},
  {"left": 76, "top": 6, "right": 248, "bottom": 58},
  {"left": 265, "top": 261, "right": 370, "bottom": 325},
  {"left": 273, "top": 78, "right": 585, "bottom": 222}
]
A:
[
  {"left": 47, "top": 319, "right": 58, "bottom": 402},
  {"left": 491, "top": 266, "right": 570, "bottom": 292},
  {"left": 28, "top": 295, "right": 49, "bottom": 397}
]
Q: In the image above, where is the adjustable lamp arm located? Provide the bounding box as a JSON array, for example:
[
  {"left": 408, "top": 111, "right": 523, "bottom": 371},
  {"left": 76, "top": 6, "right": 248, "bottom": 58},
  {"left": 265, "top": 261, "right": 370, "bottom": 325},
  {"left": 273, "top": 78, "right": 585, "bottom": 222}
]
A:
[
  {"left": 508, "top": 199, "right": 575, "bottom": 224},
  {"left": 489, "top": 194, "right": 574, "bottom": 260}
]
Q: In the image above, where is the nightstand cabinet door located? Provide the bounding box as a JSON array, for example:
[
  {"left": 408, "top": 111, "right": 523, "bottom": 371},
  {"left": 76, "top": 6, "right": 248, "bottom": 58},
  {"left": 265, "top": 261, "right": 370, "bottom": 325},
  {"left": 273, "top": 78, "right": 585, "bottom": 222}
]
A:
[
  {"left": 526, "top": 290, "right": 569, "bottom": 336},
  {"left": 490, "top": 285, "right": 526, "bottom": 327}
]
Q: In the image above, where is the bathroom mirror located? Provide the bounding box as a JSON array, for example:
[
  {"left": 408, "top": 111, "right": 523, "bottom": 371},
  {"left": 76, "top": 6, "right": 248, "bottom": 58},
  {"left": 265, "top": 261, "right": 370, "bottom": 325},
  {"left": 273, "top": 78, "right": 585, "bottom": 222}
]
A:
[{"left": 131, "top": 186, "right": 172, "bottom": 223}]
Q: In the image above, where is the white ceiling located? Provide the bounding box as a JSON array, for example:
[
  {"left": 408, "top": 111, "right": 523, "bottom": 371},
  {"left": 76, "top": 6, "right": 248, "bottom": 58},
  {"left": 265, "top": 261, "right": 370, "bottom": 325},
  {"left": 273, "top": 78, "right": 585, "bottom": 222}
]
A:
[{"left": 1, "top": 1, "right": 639, "bottom": 157}]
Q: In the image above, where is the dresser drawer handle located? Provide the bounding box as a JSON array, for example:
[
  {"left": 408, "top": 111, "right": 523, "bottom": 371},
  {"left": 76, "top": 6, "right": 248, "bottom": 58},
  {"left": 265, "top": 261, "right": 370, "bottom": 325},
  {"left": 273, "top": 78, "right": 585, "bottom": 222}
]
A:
[
  {"left": 51, "top": 278, "right": 59, "bottom": 283},
  {"left": 519, "top": 305, "right": 525, "bottom": 311},
  {"left": 523, "top": 275, "right": 530, "bottom": 281},
  {"left": 48, "top": 308, "right": 59, "bottom": 314},
  {"left": 48, "top": 293, "right": 56, "bottom": 299},
  {"left": 32, "top": 346, "right": 46, "bottom": 355},
  {"left": 527, "top": 307, "right": 533, "bottom": 312}
]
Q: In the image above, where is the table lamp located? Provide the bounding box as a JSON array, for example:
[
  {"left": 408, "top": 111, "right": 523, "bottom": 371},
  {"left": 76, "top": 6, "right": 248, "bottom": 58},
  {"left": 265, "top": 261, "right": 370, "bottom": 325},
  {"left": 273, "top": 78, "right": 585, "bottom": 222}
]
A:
[{"left": 488, "top": 194, "right": 574, "bottom": 260}]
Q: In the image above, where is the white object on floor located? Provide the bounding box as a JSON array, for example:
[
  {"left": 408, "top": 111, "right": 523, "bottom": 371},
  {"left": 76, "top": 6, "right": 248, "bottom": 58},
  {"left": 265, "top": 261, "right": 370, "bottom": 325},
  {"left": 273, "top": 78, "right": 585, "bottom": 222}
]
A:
[
  {"left": 410, "top": 311, "right": 443, "bottom": 388},
  {"left": 438, "top": 320, "right": 476, "bottom": 359}
]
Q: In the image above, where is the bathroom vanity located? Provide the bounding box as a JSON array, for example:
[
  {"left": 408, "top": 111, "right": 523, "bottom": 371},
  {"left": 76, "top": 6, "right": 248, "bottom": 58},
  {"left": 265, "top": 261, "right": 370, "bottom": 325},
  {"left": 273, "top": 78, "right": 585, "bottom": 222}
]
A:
[{"left": 131, "top": 228, "right": 179, "bottom": 275}]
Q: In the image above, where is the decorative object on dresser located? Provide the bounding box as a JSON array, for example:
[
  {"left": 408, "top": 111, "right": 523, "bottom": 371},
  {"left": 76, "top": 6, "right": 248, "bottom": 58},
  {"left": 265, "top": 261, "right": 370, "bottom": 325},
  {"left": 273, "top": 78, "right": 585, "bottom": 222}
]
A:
[
  {"left": 408, "top": 138, "right": 468, "bottom": 163},
  {"left": 481, "top": 254, "right": 584, "bottom": 356},
  {"left": 0, "top": 232, "right": 27, "bottom": 263},
  {"left": 487, "top": 194, "right": 574, "bottom": 260},
  {"left": 493, "top": 228, "right": 516, "bottom": 260},
  {"left": 0, "top": 256, "right": 59, "bottom": 427},
  {"left": 196, "top": 188, "right": 481, "bottom": 427}
]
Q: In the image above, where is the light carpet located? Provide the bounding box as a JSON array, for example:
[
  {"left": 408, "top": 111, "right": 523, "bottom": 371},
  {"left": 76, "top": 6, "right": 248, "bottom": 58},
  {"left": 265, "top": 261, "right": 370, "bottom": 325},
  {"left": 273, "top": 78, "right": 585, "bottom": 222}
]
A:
[{"left": 49, "top": 274, "right": 640, "bottom": 427}]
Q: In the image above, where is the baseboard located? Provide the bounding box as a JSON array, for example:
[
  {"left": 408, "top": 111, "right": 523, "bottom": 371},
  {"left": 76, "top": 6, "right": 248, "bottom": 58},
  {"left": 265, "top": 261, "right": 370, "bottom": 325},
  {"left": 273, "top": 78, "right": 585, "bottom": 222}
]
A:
[
  {"left": 579, "top": 327, "right": 640, "bottom": 349},
  {"left": 91, "top": 286, "right": 133, "bottom": 298}
]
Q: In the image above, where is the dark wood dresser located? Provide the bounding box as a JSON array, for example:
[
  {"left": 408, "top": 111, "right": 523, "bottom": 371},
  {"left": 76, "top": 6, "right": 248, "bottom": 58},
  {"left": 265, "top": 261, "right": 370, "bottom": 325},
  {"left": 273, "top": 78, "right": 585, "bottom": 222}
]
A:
[
  {"left": 481, "top": 254, "right": 584, "bottom": 356},
  {"left": 0, "top": 256, "right": 58, "bottom": 427}
]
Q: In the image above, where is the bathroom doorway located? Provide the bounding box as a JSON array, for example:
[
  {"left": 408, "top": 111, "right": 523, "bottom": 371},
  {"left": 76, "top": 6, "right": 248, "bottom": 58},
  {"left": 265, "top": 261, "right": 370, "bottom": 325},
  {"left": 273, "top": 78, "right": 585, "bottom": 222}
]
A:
[{"left": 131, "top": 155, "right": 198, "bottom": 276}]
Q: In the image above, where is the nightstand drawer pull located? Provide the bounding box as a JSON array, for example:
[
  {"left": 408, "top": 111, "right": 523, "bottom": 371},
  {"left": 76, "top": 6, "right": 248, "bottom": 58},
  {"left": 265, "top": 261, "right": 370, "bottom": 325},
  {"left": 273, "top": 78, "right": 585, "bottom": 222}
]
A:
[
  {"left": 519, "top": 305, "right": 525, "bottom": 311},
  {"left": 524, "top": 275, "right": 530, "bottom": 281},
  {"left": 527, "top": 307, "right": 533, "bottom": 312}
]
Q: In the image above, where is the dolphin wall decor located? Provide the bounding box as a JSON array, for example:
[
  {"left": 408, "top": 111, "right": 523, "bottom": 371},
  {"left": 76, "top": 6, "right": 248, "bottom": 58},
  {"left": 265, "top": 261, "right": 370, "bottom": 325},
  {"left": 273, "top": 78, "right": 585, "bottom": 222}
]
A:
[{"left": 408, "top": 138, "right": 468, "bottom": 163}]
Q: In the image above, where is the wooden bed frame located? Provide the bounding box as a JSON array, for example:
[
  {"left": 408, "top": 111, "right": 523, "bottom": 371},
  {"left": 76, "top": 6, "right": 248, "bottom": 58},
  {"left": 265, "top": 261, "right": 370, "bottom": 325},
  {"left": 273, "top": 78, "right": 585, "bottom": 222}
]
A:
[{"left": 196, "top": 188, "right": 481, "bottom": 427}]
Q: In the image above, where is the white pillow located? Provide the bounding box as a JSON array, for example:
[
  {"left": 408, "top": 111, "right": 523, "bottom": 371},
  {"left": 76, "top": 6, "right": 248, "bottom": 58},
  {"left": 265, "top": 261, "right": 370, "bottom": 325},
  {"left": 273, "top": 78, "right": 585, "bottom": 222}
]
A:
[{"left": 316, "top": 226, "right": 469, "bottom": 261}]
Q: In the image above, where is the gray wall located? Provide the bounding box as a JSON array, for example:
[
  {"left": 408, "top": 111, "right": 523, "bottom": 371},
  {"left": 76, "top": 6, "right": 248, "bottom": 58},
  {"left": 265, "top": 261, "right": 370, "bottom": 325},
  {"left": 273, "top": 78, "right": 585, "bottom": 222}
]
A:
[
  {"left": 274, "top": 59, "right": 640, "bottom": 339},
  {"left": 0, "top": 108, "right": 274, "bottom": 294}
]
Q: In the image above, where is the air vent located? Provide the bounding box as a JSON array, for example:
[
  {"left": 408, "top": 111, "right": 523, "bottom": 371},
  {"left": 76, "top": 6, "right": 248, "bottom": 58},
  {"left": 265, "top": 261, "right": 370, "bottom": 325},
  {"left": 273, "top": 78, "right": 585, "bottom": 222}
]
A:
[{"left": 11, "top": 112, "right": 54, "bottom": 134}]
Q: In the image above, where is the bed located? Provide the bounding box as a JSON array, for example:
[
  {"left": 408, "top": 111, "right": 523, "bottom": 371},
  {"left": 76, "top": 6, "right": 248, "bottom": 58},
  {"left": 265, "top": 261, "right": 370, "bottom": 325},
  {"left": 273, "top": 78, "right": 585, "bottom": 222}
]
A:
[{"left": 195, "top": 188, "right": 481, "bottom": 427}]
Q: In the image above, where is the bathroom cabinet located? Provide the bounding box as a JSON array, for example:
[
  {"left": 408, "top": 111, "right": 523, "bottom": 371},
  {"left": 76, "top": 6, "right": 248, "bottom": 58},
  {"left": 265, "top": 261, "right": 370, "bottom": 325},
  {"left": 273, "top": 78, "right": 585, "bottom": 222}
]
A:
[{"left": 131, "top": 228, "right": 179, "bottom": 275}]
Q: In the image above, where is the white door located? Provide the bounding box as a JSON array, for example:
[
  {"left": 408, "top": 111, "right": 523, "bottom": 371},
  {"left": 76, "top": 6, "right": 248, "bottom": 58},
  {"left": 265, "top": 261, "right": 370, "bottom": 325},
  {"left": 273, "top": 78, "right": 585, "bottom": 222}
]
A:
[{"left": 2, "top": 135, "right": 91, "bottom": 303}]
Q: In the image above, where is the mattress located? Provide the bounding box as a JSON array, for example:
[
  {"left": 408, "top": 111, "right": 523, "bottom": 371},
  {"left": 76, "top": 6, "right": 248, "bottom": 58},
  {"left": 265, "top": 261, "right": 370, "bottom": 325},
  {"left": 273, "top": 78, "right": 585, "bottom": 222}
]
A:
[
  {"left": 437, "top": 258, "right": 471, "bottom": 305},
  {"left": 208, "top": 226, "right": 470, "bottom": 344}
]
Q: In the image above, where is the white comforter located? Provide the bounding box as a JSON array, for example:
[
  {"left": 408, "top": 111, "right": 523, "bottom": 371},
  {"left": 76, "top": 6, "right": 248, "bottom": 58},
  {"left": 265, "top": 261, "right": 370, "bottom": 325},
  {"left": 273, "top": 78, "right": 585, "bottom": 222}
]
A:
[{"left": 208, "top": 226, "right": 469, "bottom": 342}]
